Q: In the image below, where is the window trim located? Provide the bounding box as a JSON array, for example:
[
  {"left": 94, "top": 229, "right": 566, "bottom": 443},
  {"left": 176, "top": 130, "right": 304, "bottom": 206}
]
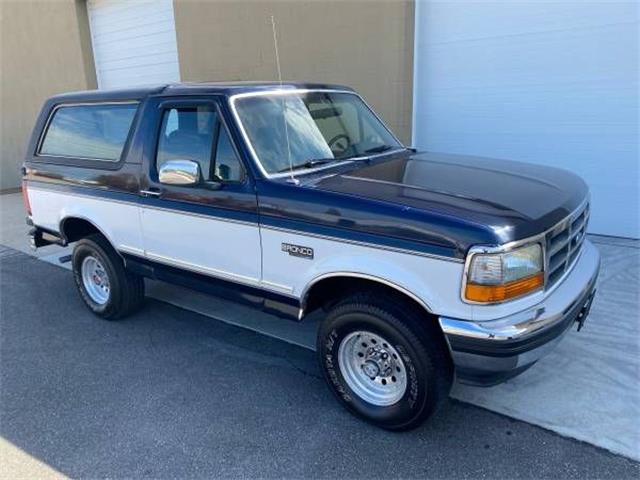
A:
[
  {"left": 211, "top": 113, "right": 247, "bottom": 184},
  {"left": 153, "top": 99, "right": 247, "bottom": 185},
  {"left": 228, "top": 89, "right": 405, "bottom": 179},
  {"left": 35, "top": 101, "right": 140, "bottom": 167}
]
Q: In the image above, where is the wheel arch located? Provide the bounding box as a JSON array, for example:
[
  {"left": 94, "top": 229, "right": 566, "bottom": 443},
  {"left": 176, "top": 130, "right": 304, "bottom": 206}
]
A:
[
  {"left": 301, "top": 272, "right": 434, "bottom": 319},
  {"left": 59, "top": 215, "right": 116, "bottom": 248}
]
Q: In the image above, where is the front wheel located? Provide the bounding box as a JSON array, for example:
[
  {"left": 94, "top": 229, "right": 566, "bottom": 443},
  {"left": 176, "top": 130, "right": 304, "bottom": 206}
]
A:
[{"left": 317, "top": 292, "right": 452, "bottom": 430}]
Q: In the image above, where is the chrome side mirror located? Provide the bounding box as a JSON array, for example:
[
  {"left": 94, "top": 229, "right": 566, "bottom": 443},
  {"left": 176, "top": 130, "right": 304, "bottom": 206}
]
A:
[{"left": 159, "top": 159, "right": 201, "bottom": 186}]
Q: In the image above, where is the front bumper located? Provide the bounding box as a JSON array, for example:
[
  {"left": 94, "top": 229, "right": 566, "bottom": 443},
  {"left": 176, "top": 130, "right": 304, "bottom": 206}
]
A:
[{"left": 440, "top": 239, "right": 600, "bottom": 386}]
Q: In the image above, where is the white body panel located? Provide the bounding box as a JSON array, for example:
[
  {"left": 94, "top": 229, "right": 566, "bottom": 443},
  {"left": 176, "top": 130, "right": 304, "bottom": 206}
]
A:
[
  {"left": 260, "top": 226, "right": 471, "bottom": 319},
  {"left": 139, "top": 207, "right": 261, "bottom": 287},
  {"left": 28, "top": 187, "right": 144, "bottom": 255},
  {"left": 260, "top": 225, "right": 566, "bottom": 322},
  {"left": 87, "top": 0, "right": 180, "bottom": 89}
]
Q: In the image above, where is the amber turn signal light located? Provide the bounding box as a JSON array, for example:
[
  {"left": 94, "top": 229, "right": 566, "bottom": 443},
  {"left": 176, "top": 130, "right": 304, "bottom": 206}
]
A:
[{"left": 465, "top": 272, "right": 544, "bottom": 303}]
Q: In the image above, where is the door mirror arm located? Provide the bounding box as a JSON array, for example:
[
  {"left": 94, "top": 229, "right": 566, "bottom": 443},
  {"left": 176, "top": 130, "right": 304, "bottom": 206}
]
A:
[{"left": 203, "top": 180, "right": 223, "bottom": 191}]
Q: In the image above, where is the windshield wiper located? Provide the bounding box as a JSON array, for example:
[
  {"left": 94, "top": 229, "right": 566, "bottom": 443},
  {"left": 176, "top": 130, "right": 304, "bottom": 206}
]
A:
[
  {"left": 276, "top": 146, "right": 399, "bottom": 173},
  {"left": 277, "top": 158, "right": 336, "bottom": 173},
  {"left": 362, "top": 144, "right": 395, "bottom": 154}
]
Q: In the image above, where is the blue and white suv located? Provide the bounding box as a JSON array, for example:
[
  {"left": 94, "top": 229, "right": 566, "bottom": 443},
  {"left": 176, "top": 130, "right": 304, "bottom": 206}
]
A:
[{"left": 23, "top": 82, "right": 600, "bottom": 429}]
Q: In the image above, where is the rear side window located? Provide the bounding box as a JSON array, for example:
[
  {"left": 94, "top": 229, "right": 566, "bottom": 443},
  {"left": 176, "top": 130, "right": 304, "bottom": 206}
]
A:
[{"left": 39, "top": 103, "right": 138, "bottom": 161}]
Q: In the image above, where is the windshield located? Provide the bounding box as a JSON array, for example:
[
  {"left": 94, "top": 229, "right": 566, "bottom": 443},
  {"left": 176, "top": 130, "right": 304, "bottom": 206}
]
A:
[{"left": 232, "top": 91, "right": 402, "bottom": 175}]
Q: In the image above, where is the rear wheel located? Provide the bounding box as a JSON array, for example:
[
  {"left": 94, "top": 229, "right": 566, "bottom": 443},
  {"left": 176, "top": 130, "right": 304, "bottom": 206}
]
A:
[
  {"left": 72, "top": 233, "right": 144, "bottom": 320},
  {"left": 317, "top": 292, "right": 452, "bottom": 430}
]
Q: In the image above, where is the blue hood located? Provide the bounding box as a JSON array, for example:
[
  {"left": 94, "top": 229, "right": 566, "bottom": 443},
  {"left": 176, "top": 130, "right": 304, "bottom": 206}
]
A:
[
  {"left": 257, "top": 151, "right": 588, "bottom": 259},
  {"left": 314, "top": 152, "right": 588, "bottom": 243}
]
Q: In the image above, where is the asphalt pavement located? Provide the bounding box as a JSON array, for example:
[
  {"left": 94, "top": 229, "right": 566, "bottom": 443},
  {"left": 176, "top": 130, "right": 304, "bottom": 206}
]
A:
[{"left": 1, "top": 247, "right": 638, "bottom": 478}]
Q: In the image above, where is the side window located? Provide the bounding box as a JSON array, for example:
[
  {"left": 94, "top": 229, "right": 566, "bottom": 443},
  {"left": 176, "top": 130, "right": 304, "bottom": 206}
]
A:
[
  {"left": 156, "top": 106, "right": 217, "bottom": 179},
  {"left": 156, "top": 105, "right": 243, "bottom": 183},
  {"left": 213, "top": 125, "right": 243, "bottom": 182},
  {"left": 39, "top": 103, "right": 138, "bottom": 161}
]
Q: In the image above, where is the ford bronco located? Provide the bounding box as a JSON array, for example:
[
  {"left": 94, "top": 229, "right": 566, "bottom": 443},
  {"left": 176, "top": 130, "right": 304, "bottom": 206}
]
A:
[{"left": 23, "top": 82, "right": 600, "bottom": 430}]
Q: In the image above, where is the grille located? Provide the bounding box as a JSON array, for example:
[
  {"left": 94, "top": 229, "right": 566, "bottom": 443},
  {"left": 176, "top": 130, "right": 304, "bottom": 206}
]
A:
[{"left": 545, "top": 202, "right": 589, "bottom": 287}]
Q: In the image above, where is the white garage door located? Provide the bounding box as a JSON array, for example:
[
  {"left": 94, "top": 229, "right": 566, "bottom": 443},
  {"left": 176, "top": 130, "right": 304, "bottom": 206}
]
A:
[
  {"left": 87, "top": 0, "right": 180, "bottom": 89},
  {"left": 412, "top": 1, "right": 639, "bottom": 238}
]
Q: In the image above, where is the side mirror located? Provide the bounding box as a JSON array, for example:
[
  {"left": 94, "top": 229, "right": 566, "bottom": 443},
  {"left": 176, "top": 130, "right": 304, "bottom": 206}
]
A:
[{"left": 159, "top": 159, "right": 201, "bottom": 186}]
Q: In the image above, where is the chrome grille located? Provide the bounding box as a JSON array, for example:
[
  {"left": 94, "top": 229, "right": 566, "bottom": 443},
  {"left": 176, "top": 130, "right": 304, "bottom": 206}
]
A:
[{"left": 545, "top": 202, "right": 589, "bottom": 287}]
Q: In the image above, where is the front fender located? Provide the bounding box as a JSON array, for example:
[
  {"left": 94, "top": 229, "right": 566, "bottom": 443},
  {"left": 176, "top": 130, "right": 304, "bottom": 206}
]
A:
[{"left": 259, "top": 227, "right": 470, "bottom": 319}]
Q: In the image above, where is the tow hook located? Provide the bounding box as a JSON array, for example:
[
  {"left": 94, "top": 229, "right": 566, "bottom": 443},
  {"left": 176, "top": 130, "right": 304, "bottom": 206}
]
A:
[{"left": 576, "top": 290, "right": 596, "bottom": 331}]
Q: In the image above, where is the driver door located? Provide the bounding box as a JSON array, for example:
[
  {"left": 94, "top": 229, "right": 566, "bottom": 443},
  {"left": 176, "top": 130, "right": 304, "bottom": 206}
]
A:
[{"left": 138, "top": 97, "right": 261, "bottom": 287}]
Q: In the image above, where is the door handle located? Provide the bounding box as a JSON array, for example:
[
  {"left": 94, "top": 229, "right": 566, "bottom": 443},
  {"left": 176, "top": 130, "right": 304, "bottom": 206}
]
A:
[{"left": 140, "top": 189, "right": 161, "bottom": 198}]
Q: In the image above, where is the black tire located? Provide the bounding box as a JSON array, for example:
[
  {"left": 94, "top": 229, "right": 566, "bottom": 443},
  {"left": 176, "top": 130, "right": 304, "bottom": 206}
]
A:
[
  {"left": 317, "top": 292, "right": 452, "bottom": 430},
  {"left": 72, "top": 233, "right": 145, "bottom": 320}
]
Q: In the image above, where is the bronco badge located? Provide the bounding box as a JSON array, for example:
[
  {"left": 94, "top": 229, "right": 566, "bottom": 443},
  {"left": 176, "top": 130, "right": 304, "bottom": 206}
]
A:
[{"left": 281, "top": 243, "right": 314, "bottom": 259}]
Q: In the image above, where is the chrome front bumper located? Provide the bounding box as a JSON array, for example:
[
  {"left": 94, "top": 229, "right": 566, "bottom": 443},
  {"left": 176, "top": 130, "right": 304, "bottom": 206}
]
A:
[{"left": 439, "top": 239, "right": 601, "bottom": 386}]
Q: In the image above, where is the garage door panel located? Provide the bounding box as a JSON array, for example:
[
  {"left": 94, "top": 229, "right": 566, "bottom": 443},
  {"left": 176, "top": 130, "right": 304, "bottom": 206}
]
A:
[
  {"left": 92, "top": 39, "right": 178, "bottom": 62},
  {"left": 95, "top": 51, "right": 179, "bottom": 72},
  {"left": 89, "top": 0, "right": 165, "bottom": 16},
  {"left": 97, "top": 62, "right": 180, "bottom": 89},
  {"left": 98, "top": 61, "right": 180, "bottom": 78},
  {"left": 93, "top": 42, "right": 178, "bottom": 66},
  {"left": 89, "top": 4, "right": 175, "bottom": 38},
  {"left": 91, "top": 18, "right": 177, "bottom": 40},
  {"left": 88, "top": 0, "right": 180, "bottom": 89}
]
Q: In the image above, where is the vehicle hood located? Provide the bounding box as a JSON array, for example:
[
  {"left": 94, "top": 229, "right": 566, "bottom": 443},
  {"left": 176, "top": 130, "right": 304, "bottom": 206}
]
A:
[{"left": 311, "top": 151, "right": 588, "bottom": 245}]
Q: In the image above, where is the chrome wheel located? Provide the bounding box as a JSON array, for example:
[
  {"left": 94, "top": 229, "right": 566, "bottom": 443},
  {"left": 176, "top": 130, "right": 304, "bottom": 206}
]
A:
[
  {"left": 81, "top": 256, "right": 110, "bottom": 305},
  {"left": 338, "top": 331, "right": 407, "bottom": 406}
]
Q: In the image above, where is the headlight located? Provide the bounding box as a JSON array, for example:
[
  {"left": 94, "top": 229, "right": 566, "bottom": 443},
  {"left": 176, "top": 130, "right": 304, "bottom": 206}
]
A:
[{"left": 464, "top": 243, "right": 543, "bottom": 303}]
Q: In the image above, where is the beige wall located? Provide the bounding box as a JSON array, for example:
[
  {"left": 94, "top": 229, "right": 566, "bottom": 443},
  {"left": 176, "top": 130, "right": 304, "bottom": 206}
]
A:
[
  {"left": 173, "top": 0, "right": 414, "bottom": 144},
  {"left": 0, "top": 0, "right": 96, "bottom": 190}
]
